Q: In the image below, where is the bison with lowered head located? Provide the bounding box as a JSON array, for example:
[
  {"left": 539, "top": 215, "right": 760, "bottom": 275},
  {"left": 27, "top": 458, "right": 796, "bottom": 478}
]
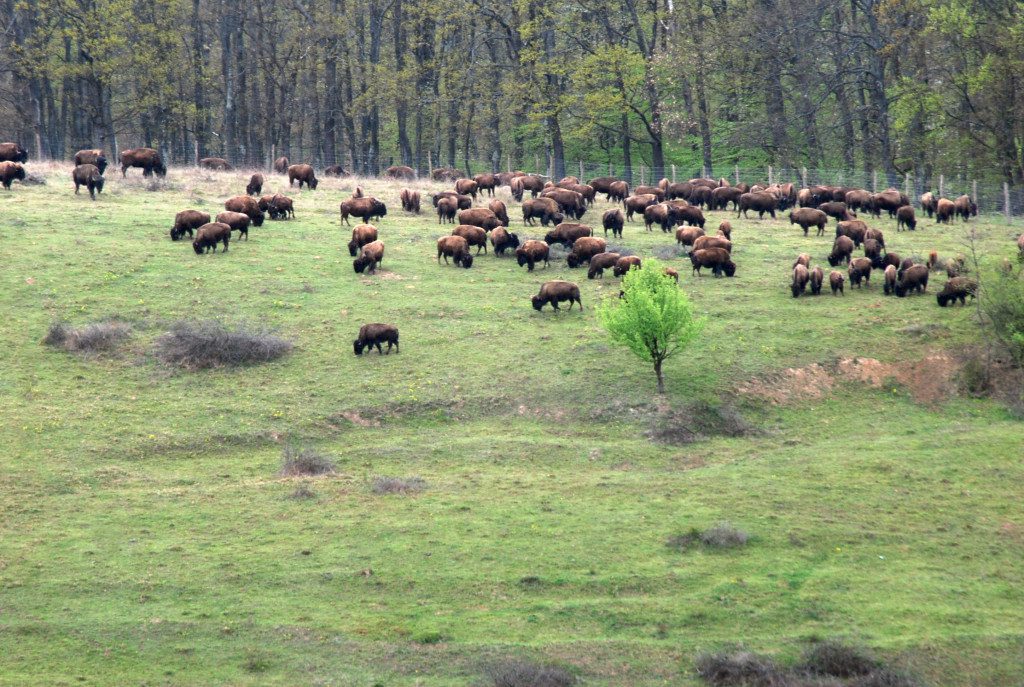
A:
[
  {"left": 171, "top": 210, "right": 211, "bottom": 241},
  {"left": 287, "top": 164, "right": 318, "bottom": 190},
  {"left": 436, "top": 235, "right": 474, "bottom": 268},
  {"left": 192, "top": 222, "right": 232, "bottom": 254},
  {"left": 354, "top": 240, "right": 385, "bottom": 274},
  {"left": 224, "top": 196, "right": 265, "bottom": 226},
  {"left": 348, "top": 224, "right": 379, "bottom": 256},
  {"left": 120, "top": 148, "right": 166, "bottom": 178},
  {"left": 354, "top": 323, "right": 400, "bottom": 355},
  {"left": 0, "top": 142, "right": 28, "bottom": 163},
  {"left": 532, "top": 281, "right": 582, "bottom": 312}
]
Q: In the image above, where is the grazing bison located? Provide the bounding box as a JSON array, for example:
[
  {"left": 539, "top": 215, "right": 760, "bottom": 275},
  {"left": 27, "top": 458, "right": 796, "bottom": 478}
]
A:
[
  {"left": 836, "top": 219, "right": 868, "bottom": 247},
  {"left": 895, "top": 264, "right": 929, "bottom": 297},
  {"left": 613, "top": 255, "right": 643, "bottom": 277},
  {"left": 545, "top": 222, "right": 593, "bottom": 247},
  {"left": 287, "top": 164, "right": 318, "bottom": 190},
  {"left": 789, "top": 208, "right": 828, "bottom": 237},
  {"left": 455, "top": 178, "right": 478, "bottom": 199},
  {"left": 458, "top": 208, "right": 502, "bottom": 232},
  {"left": 453, "top": 225, "right": 488, "bottom": 254},
  {"left": 797, "top": 188, "right": 814, "bottom": 207},
  {"left": 347, "top": 224, "right": 379, "bottom": 256},
  {"left": 809, "top": 266, "right": 824, "bottom": 295},
  {"left": 224, "top": 196, "right": 265, "bottom": 226},
  {"left": 522, "top": 197, "right": 564, "bottom": 227},
  {"left": 353, "top": 323, "right": 400, "bottom": 355},
  {"left": 246, "top": 173, "right": 264, "bottom": 196},
  {"left": 883, "top": 265, "right": 898, "bottom": 295},
  {"left": 192, "top": 222, "right": 232, "bottom": 254},
  {"left": 324, "top": 165, "right": 350, "bottom": 177},
  {"left": 569, "top": 183, "right": 596, "bottom": 206},
  {"left": 516, "top": 175, "right": 546, "bottom": 199},
  {"left": 830, "top": 270, "right": 845, "bottom": 295},
  {"left": 896, "top": 205, "right": 916, "bottom": 231},
  {"left": 340, "top": 197, "right": 387, "bottom": 225},
  {"left": 643, "top": 203, "right": 674, "bottom": 232},
  {"left": 436, "top": 236, "right": 474, "bottom": 268},
  {"left": 828, "top": 235, "right": 856, "bottom": 266},
  {"left": 488, "top": 199, "right": 509, "bottom": 225},
  {"left": 690, "top": 248, "right": 735, "bottom": 277},
  {"left": 602, "top": 208, "right": 624, "bottom": 238},
  {"left": 878, "top": 252, "right": 902, "bottom": 271},
  {"left": 516, "top": 240, "right": 550, "bottom": 271},
  {"left": 432, "top": 191, "right": 472, "bottom": 210},
  {"left": 675, "top": 226, "right": 705, "bottom": 249},
  {"left": 624, "top": 194, "right": 658, "bottom": 221},
  {"left": 71, "top": 164, "right": 104, "bottom": 200},
  {"left": 490, "top": 227, "right": 520, "bottom": 256},
  {"left": 532, "top": 281, "right": 582, "bottom": 312},
  {"left": 215, "top": 211, "right": 251, "bottom": 240},
  {"left": 692, "top": 235, "right": 732, "bottom": 253},
  {"left": 354, "top": 240, "right": 385, "bottom": 274},
  {"left": 920, "top": 192, "right": 937, "bottom": 218},
  {"left": 384, "top": 165, "right": 415, "bottom": 180},
  {"left": 74, "top": 149, "right": 107, "bottom": 174},
  {"left": 954, "top": 195, "right": 977, "bottom": 221},
  {"left": 848, "top": 257, "right": 873, "bottom": 288},
  {"left": 258, "top": 194, "right": 294, "bottom": 219},
  {"left": 273, "top": 156, "right": 290, "bottom": 174},
  {"left": 0, "top": 142, "right": 28, "bottom": 163},
  {"left": 437, "top": 196, "right": 458, "bottom": 224},
  {"left": 818, "top": 201, "right": 854, "bottom": 222},
  {"left": 845, "top": 189, "right": 872, "bottom": 213},
  {"left": 791, "top": 264, "right": 809, "bottom": 298},
  {"left": 935, "top": 198, "right": 955, "bottom": 224},
  {"left": 737, "top": 192, "right": 777, "bottom": 219},
  {"left": 400, "top": 188, "right": 421, "bottom": 213},
  {"left": 200, "top": 157, "right": 232, "bottom": 171},
  {"left": 120, "top": 148, "right": 166, "bottom": 177},
  {"left": 474, "top": 173, "right": 498, "bottom": 197},
  {"left": 717, "top": 221, "right": 732, "bottom": 240},
  {"left": 794, "top": 253, "right": 811, "bottom": 269},
  {"left": 566, "top": 237, "right": 608, "bottom": 268},
  {"left": 171, "top": 210, "right": 210, "bottom": 241},
  {"left": 863, "top": 238, "right": 882, "bottom": 267},
  {"left": 587, "top": 252, "right": 622, "bottom": 279},
  {"left": 672, "top": 204, "right": 706, "bottom": 229},
  {"left": 936, "top": 277, "right": 978, "bottom": 307}
]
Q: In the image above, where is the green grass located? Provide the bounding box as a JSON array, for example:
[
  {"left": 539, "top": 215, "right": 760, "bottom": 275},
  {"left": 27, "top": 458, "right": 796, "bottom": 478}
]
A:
[{"left": 1, "top": 165, "right": 1022, "bottom": 686}]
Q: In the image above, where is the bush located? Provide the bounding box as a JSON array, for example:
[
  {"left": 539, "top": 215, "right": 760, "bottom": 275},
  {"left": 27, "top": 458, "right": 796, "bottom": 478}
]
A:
[
  {"left": 799, "top": 640, "right": 877, "bottom": 678},
  {"left": 694, "top": 651, "right": 788, "bottom": 686},
  {"left": 279, "top": 446, "right": 335, "bottom": 477},
  {"left": 287, "top": 483, "right": 318, "bottom": 500},
  {"left": 43, "top": 320, "right": 132, "bottom": 354},
  {"left": 668, "top": 522, "right": 749, "bottom": 551},
  {"left": 371, "top": 476, "right": 426, "bottom": 494},
  {"left": 849, "top": 670, "right": 920, "bottom": 687},
  {"left": 484, "top": 659, "right": 575, "bottom": 687},
  {"left": 154, "top": 321, "right": 292, "bottom": 369},
  {"left": 983, "top": 266, "right": 1024, "bottom": 366}
]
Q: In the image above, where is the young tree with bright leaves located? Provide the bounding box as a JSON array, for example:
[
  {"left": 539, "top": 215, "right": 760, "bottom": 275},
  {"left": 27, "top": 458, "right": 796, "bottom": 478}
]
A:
[{"left": 598, "top": 260, "right": 704, "bottom": 394}]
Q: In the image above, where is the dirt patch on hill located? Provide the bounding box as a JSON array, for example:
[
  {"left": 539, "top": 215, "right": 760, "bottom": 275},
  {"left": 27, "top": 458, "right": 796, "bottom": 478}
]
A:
[{"left": 737, "top": 352, "right": 959, "bottom": 405}]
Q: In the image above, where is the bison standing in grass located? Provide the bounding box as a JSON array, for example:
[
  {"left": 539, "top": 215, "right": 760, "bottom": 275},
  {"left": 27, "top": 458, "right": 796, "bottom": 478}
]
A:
[
  {"left": 0, "top": 142, "right": 28, "bottom": 163},
  {"left": 602, "top": 208, "right": 624, "bottom": 238},
  {"left": 171, "top": 210, "right": 211, "bottom": 241},
  {"left": 246, "top": 173, "right": 264, "bottom": 196},
  {"left": 895, "top": 264, "right": 929, "bottom": 297},
  {"left": 192, "top": 222, "right": 232, "bottom": 254},
  {"left": 516, "top": 240, "right": 550, "bottom": 271},
  {"left": 72, "top": 164, "right": 104, "bottom": 200},
  {"left": 354, "top": 324, "right": 400, "bottom": 355},
  {"left": 936, "top": 277, "right": 978, "bottom": 306},
  {"left": 522, "top": 198, "right": 564, "bottom": 227},
  {"left": 200, "top": 157, "right": 232, "bottom": 171},
  {"left": 587, "top": 252, "right": 622, "bottom": 279},
  {"left": 384, "top": 165, "right": 415, "bottom": 180},
  {"left": 224, "top": 196, "right": 265, "bottom": 226},
  {"left": 120, "top": 148, "right": 166, "bottom": 177},
  {"left": 896, "top": 205, "right": 916, "bottom": 231},
  {"left": 215, "top": 211, "right": 252, "bottom": 240},
  {"left": 436, "top": 236, "right": 474, "bottom": 268},
  {"left": 340, "top": 197, "right": 387, "bottom": 225},
  {"left": 347, "top": 224, "right": 379, "bottom": 256},
  {"left": 532, "top": 281, "right": 582, "bottom": 312},
  {"left": 400, "top": 189, "right": 421, "bottom": 213},
  {"left": 490, "top": 227, "right": 520, "bottom": 256},
  {"left": 789, "top": 208, "right": 828, "bottom": 237},
  {"left": 74, "top": 149, "right": 106, "bottom": 174},
  {"left": 287, "top": 164, "right": 318, "bottom": 190},
  {"left": 791, "top": 264, "right": 809, "bottom": 297},
  {"left": 830, "top": 270, "right": 845, "bottom": 295},
  {"left": 354, "top": 240, "right": 385, "bottom": 274}
]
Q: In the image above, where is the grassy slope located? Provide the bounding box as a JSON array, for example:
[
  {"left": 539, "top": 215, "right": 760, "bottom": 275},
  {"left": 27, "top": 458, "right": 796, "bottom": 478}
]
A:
[{"left": 0, "top": 165, "right": 1021, "bottom": 686}]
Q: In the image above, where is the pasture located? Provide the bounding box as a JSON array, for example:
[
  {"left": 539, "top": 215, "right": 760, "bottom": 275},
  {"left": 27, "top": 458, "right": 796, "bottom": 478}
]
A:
[{"left": 0, "top": 164, "right": 1022, "bottom": 686}]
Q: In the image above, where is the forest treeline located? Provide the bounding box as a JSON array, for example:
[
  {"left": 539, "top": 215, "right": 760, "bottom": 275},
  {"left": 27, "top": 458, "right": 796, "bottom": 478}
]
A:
[{"left": 0, "top": 0, "right": 1021, "bottom": 186}]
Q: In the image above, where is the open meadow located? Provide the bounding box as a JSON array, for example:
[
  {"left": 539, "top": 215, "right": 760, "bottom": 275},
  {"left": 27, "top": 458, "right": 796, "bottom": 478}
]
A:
[{"left": 1, "top": 164, "right": 1022, "bottom": 686}]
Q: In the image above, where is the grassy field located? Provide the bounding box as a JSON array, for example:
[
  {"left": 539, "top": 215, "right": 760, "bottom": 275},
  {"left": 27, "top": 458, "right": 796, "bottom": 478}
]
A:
[{"left": 1, "top": 164, "right": 1022, "bottom": 686}]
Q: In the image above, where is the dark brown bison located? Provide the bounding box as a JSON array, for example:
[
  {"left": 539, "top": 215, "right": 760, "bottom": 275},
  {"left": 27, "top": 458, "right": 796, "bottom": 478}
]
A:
[
  {"left": 711, "top": 186, "right": 743, "bottom": 211},
  {"left": 432, "top": 166, "right": 463, "bottom": 182},
  {"left": 542, "top": 187, "right": 586, "bottom": 219},
  {"left": 0, "top": 142, "right": 28, "bottom": 163},
  {"left": 836, "top": 219, "right": 868, "bottom": 247},
  {"left": 936, "top": 277, "right": 978, "bottom": 306},
  {"left": 675, "top": 226, "right": 705, "bottom": 249},
  {"left": 354, "top": 323, "right": 399, "bottom": 355},
  {"left": 215, "top": 211, "right": 251, "bottom": 240},
  {"left": 72, "top": 164, "right": 104, "bottom": 200},
  {"left": 400, "top": 189, "right": 421, "bottom": 213},
  {"left": 828, "top": 235, "right": 856, "bottom": 266},
  {"left": 490, "top": 227, "right": 520, "bottom": 256},
  {"left": 672, "top": 204, "right": 706, "bottom": 229},
  {"left": 830, "top": 270, "right": 845, "bottom": 295},
  {"left": 569, "top": 183, "right": 596, "bottom": 206},
  {"left": 258, "top": 194, "right": 294, "bottom": 219},
  {"left": 437, "top": 197, "right": 458, "bottom": 224},
  {"left": 354, "top": 240, "right": 385, "bottom": 273},
  {"left": 171, "top": 210, "right": 210, "bottom": 241},
  {"left": 717, "top": 221, "right": 732, "bottom": 239},
  {"left": 643, "top": 203, "right": 674, "bottom": 232},
  {"left": 878, "top": 252, "right": 902, "bottom": 271},
  {"left": 453, "top": 225, "right": 488, "bottom": 254},
  {"left": 954, "top": 195, "right": 977, "bottom": 221},
  {"left": 844, "top": 189, "right": 872, "bottom": 213},
  {"left": 516, "top": 240, "right": 550, "bottom": 271},
  {"left": 287, "top": 164, "right": 318, "bottom": 190},
  {"left": 348, "top": 224, "right": 379, "bottom": 256},
  {"left": 588, "top": 177, "right": 622, "bottom": 200},
  {"left": 532, "top": 281, "right": 582, "bottom": 311},
  {"left": 74, "top": 149, "right": 107, "bottom": 174},
  {"left": 791, "top": 264, "right": 809, "bottom": 297},
  {"left": 624, "top": 193, "right": 658, "bottom": 222},
  {"left": 692, "top": 235, "right": 732, "bottom": 254},
  {"left": 458, "top": 208, "right": 502, "bottom": 232},
  {"left": 246, "top": 173, "right": 264, "bottom": 196},
  {"left": 515, "top": 175, "right": 546, "bottom": 199},
  {"left": 192, "top": 222, "right": 232, "bottom": 254},
  {"left": 895, "top": 264, "right": 929, "bottom": 297},
  {"left": 384, "top": 165, "right": 415, "bottom": 180},
  {"left": 818, "top": 201, "right": 854, "bottom": 222},
  {"left": 690, "top": 248, "right": 736, "bottom": 277},
  {"left": 882, "top": 265, "right": 898, "bottom": 295},
  {"left": 340, "top": 197, "right": 387, "bottom": 225},
  {"left": 608, "top": 180, "right": 629, "bottom": 202},
  {"left": 789, "top": 208, "right": 828, "bottom": 237},
  {"left": 602, "top": 208, "right": 624, "bottom": 238},
  {"left": 273, "top": 156, "right": 289, "bottom": 174},
  {"left": 522, "top": 197, "right": 564, "bottom": 227},
  {"left": 324, "top": 165, "right": 350, "bottom": 177},
  {"left": 436, "top": 236, "right": 474, "bottom": 268},
  {"left": 587, "top": 252, "right": 622, "bottom": 279},
  {"left": 920, "top": 192, "right": 936, "bottom": 218},
  {"left": 871, "top": 189, "right": 908, "bottom": 218},
  {"left": 488, "top": 199, "right": 509, "bottom": 225},
  {"left": 565, "top": 237, "right": 608, "bottom": 268},
  {"left": 935, "top": 198, "right": 955, "bottom": 224},
  {"left": 224, "top": 196, "right": 265, "bottom": 226},
  {"left": 545, "top": 222, "right": 593, "bottom": 247},
  {"left": 809, "top": 266, "right": 824, "bottom": 295},
  {"left": 613, "top": 255, "right": 643, "bottom": 277},
  {"left": 863, "top": 238, "right": 883, "bottom": 267},
  {"left": 848, "top": 257, "right": 873, "bottom": 288},
  {"left": 200, "top": 157, "right": 232, "bottom": 171},
  {"left": 120, "top": 148, "right": 166, "bottom": 177},
  {"left": 474, "top": 173, "right": 498, "bottom": 197},
  {"left": 794, "top": 253, "right": 811, "bottom": 269},
  {"left": 455, "top": 178, "right": 478, "bottom": 199},
  {"left": 666, "top": 182, "right": 692, "bottom": 200},
  {"left": 633, "top": 185, "right": 665, "bottom": 201},
  {"left": 896, "top": 205, "right": 916, "bottom": 231},
  {"left": 431, "top": 191, "right": 472, "bottom": 210},
  {"left": 737, "top": 192, "right": 777, "bottom": 219}
]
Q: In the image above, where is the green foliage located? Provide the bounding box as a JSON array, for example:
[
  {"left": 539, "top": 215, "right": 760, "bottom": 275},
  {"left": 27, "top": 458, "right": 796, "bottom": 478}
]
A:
[{"left": 983, "top": 265, "right": 1024, "bottom": 366}]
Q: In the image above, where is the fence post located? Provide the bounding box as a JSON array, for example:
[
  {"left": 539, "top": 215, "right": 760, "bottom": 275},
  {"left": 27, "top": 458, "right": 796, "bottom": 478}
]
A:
[
  {"left": 735, "top": 164, "right": 740, "bottom": 185},
  {"left": 801, "top": 167, "right": 807, "bottom": 188},
  {"left": 533, "top": 155, "right": 539, "bottom": 174},
  {"left": 640, "top": 164, "right": 646, "bottom": 185},
  {"left": 547, "top": 153, "right": 553, "bottom": 179},
  {"left": 939, "top": 174, "right": 945, "bottom": 199},
  {"left": 871, "top": 170, "right": 878, "bottom": 192},
  {"left": 427, "top": 151, "right": 433, "bottom": 178},
  {"left": 579, "top": 160, "right": 584, "bottom": 181},
  {"left": 608, "top": 161, "right": 613, "bottom": 176},
  {"left": 271, "top": 144, "right": 276, "bottom": 171},
  {"left": 768, "top": 165, "right": 773, "bottom": 186},
  {"left": 972, "top": 180, "right": 978, "bottom": 203},
  {"left": 507, "top": 154, "right": 512, "bottom": 173},
  {"left": 671, "top": 164, "right": 676, "bottom": 183},
  {"left": 1005, "top": 182, "right": 1012, "bottom": 222},
  {"left": 905, "top": 173, "right": 911, "bottom": 202}
]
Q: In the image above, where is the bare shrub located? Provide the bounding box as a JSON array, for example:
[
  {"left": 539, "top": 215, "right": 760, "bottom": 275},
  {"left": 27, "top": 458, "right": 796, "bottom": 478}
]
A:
[
  {"left": 154, "top": 321, "right": 292, "bottom": 369},
  {"left": 668, "top": 522, "right": 749, "bottom": 551},
  {"left": 606, "top": 243, "right": 636, "bottom": 257},
  {"left": 23, "top": 173, "right": 47, "bottom": 185},
  {"left": 648, "top": 401, "right": 755, "bottom": 445},
  {"left": 288, "top": 483, "right": 318, "bottom": 500},
  {"left": 484, "top": 659, "right": 575, "bottom": 687},
  {"left": 279, "top": 446, "right": 335, "bottom": 477},
  {"left": 654, "top": 244, "right": 686, "bottom": 260},
  {"left": 799, "top": 641, "right": 877, "bottom": 678},
  {"left": 43, "top": 320, "right": 132, "bottom": 354},
  {"left": 694, "top": 650, "right": 788, "bottom": 687},
  {"left": 547, "top": 243, "right": 569, "bottom": 261},
  {"left": 371, "top": 476, "right": 426, "bottom": 495},
  {"left": 849, "top": 670, "right": 920, "bottom": 687}
]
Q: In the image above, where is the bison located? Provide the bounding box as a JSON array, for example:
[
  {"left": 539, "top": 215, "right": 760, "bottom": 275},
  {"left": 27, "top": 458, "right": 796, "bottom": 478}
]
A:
[
  {"left": 920, "top": 191, "right": 937, "bottom": 218},
  {"left": 565, "top": 237, "right": 608, "bottom": 268},
  {"left": 587, "top": 252, "right": 621, "bottom": 279},
  {"left": 895, "top": 264, "right": 929, "bottom": 297},
  {"left": 474, "top": 173, "right": 498, "bottom": 197},
  {"left": 791, "top": 264, "right": 809, "bottom": 298},
  {"left": 324, "top": 165, "right": 350, "bottom": 177},
  {"left": 258, "top": 194, "right": 294, "bottom": 219},
  {"left": 624, "top": 194, "right": 658, "bottom": 222},
  {"left": 935, "top": 198, "right": 955, "bottom": 224},
  {"left": 171, "top": 210, "right": 210, "bottom": 241},
  {"left": 830, "top": 270, "right": 845, "bottom": 295},
  {"left": 836, "top": 220, "right": 868, "bottom": 247},
  {"left": 215, "top": 211, "right": 252, "bottom": 240},
  {"left": 453, "top": 225, "right": 488, "bottom": 254},
  {"left": 883, "top": 265, "right": 898, "bottom": 295},
  {"left": 643, "top": 203, "right": 674, "bottom": 232},
  {"left": 353, "top": 323, "right": 399, "bottom": 355},
  {"left": 522, "top": 197, "right": 564, "bottom": 227},
  {"left": 340, "top": 197, "right": 387, "bottom": 225},
  {"left": 455, "top": 178, "right": 478, "bottom": 199},
  {"left": 737, "top": 192, "right": 777, "bottom": 219},
  {"left": 246, "top": 173, "right": 264, "bottom": 196},
  {"left": 354, "top": 240, "right": 385, "bottom": 273},
  {"left": 608, "top": 180, "right": 629, "bottom": 202},
  {"left": 809, "top": 266, "right": 824, "bottom": 295},
  {"left": 437, "top": 196, "right": 458, "bottom": 224},
  {"left": 516, "top": 240, "right": 550, "bottom": 271},
  {"left": 273, "top": 156, "right": 290, "bottom": 174},
  {"left": 690, "top": 248, "right": 735, "bottom": 277},
  {"left": 200, "top": 157, "right": 232, "bottom": 171},
  {"left": 828, "top": 235, "right": 856, "bottom": 267},
  {"left": 871, "top": 189, "right": 908, "bottom": 218},
  {"left": 613, "top": 255, "right": 643, "bottom": 277},
  {"left": 818, "top": 201, "right": 854, "bottom": 222},
  {"left": 692, "top": 235, "right": 732, "bottom": 253},
  {"left": 542, "top": 187, "right": 586, "bottom": 220},
  {"left": 348, "top": 224, "right": 379, "bottom": 256},
  {"left": 936, "top": 277, "right": 978, "bottom": 307},
  {"left": 458, "top": 208, "right": 502, "bottom": 232},
  {"left": 954, "top": 195, "right": 977, "bottom": 221},
  {"left": 896, "top": 205, "right": 916, "bottom": 231},
  {"left": 490, "top": 227, "right": 520, "bottom": 256},
  {"left": 717, "top": 221, "right": 732, "bottom": 240},
  {"left": 74, "top": 149, "right": 107, "bottom": 174},
  {"left": 545, "top": 222, "right": 593, "bottom": 247},
  {"left": 436, "top": 236, "right": 473, "bottom": 268},
  {"left": 192, "top": 222, "right": 232, "bottom": 254},
  {"left": 675, "top": 226, "right": 705, "bottom": 249},
  {"left": 224, "top": 196, "right": 265, "bottom": 226},
  {"left": 0, "top": 142, "right": 28, "bottom": 163},
  {"left": 488, "top": 199, "right": 510, "bottom": 225},
  {"left": 789, "top": 208, "right": 828, "bottom": 237},
  {"left": 432, "top": 191, "right": 472, "bottom": 210},
  {"left": 72, "top": 164, "right": 104, "bottom": 200},
  {"left": 588, "top": 176, "right": 623, "bottom": 200},
  {"left": 120, "top": 148, "right": 166, "bottom": 178},
  {"left": 602, "top": 208, "right": 624, "bottom": 238},
  {"left": 532, "top": 281, "right": 582, "bottom": 312},
  {"left": 400, "top": 188, "right": 421, "bottom": 213},
  {"left": 848, "top": 257, "right": 873, "bottom": 288},
  {"left": 384, "top": 165, "right": 415, "bottom": 180},
  {"left": 287, "top": 164, "right": 318, "bottom": 190},
  {"left": 711, "top": 186, "right": 743, "bottom": 211}
]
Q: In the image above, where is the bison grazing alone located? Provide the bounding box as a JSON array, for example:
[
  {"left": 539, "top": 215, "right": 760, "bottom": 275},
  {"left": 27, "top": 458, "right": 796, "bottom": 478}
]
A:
[
  {"left": 437, "top": 197, "right": 458, "bottom": 224},
  {"left": 192, "top": 222, "right": 232, "bottom": 254},
  {"left": 848, "top": 257, "right": 873, "bottom": 288},
  {"left": 74, "top": 149, "right": 107, "bottom": 174},
  {"left": 353, "top": 323, "right": 399, "bottom": 355},
  {"left": 488, "top": 199, "right": 510, "bottom": 225},
  {"left": 224, "top": 196, "right": 265, "bottom": 226},
  {"left": 809, "top": 266, "right": 824, "bottom": 295},
  {"left": 883, "top": 265, "right": 898, "bottom": 295},
  {"left": 324, "top": 165, "right": 349, "bottom": 177},
  {"left": 287, "top": 164, "right": 318, "bottom": 190},
  {"left": 791, "top": 264, "right": 809, "bottom": 298},
  {"left": 273, "top": 156, "right": 289, "bottom": 174},
  {"left": 936, "top": 277, "right": 978, "bottom": 307},
  {"left": 516, "top": 240, "right": 550, "bottom": 271},
  {"left": 0, "top": 161, "right": 26, "bottom": 189},
  {"left": 830, "top": 270, "right": 845, "bottom": 295},
  {"left": 458, "top": 208, "right": 502, "bottom": 231},
  {"left": 216, "top": 211, "right": 252, "bottom": 240},
  {"left": 0, "top": 142, "right": 28, "bottom": 163},
  {"left": 522, "top": 198, "right": 564, "bottom": 227},
  {"left": 171, "top": 210, "right": 211, "bottom": 241},
  {"left": 71, "top": 164, "right": 104, "bottom": 200},
  {"left": 384, "top": 165, "right": 415, "bottom": 180},
  {"left": 828, "top": 235, "right": 856, "bottom": 267},
  {"left": 613, "top": 255, "right": 643, "bottom": 277},
  {"left": 789, "top": 208, "right": 828, "bottom": 237},
  {"left": 246, "top": 173, "right": 264, "bottom": 196},
  {"left": 690, "top": 248, "right": 735, "bottom": 277},
  {"left": 455, "top": 178, "right": 478, "bottom": 199},
  {"left": 200, "top": 157, "right": 232, "bottom": 171},
  {"left": 120, "top": 148, "right": 166, "bottom": 178},
  {"left": 565, "top": 237, "right": 608, "bottom": 268},
  {"left": 896, "top": 205, "right": 916, "bottom": 231},
  {"left": 490, "top": 227, "right": 520, "bottom": 256},
  {"left": 453, "top": 225, "right": 488, "bottom": 254},
  {"left": 436, "top": 235, "right": 474, "bottom": 268},
  {"left": 347, "top": 224, "right": 379, "bottom": 256},
  {"left": 737, "top": 192, "right": 777, "bottom": 219},
  {"left": 400, "top": 189, "right": 421, "bottom": 213},
  {"left": 532, "top": 281, "right": 582, "bottom": 312},
  {"left": 895, "top": 264, "right": 929, "bottom": 297},
  {"left": 603, "top": 208, "right": 625, "bottom": 238},
  {"left": 340, "top": 197, "right": 387, "bottom": 225},
  {"left": 354, "top": 240, "right": 385, "bottom": 274},
  {"left": 587, "top": 252, "right": 622, "bottom": 279}
]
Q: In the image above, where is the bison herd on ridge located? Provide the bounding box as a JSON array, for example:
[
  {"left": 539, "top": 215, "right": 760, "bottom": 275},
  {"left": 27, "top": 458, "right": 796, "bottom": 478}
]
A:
[{"left": 4, "top": 141, "right": 1022, "bottom": 353}]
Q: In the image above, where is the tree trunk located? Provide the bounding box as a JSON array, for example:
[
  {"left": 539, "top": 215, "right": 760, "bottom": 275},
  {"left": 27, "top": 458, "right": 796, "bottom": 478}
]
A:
[{"left": 654, "top": 358, "right": 665, "bottom": 394}]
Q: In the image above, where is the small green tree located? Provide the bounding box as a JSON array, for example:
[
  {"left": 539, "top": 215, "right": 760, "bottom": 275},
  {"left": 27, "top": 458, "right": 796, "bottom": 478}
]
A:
[{"left": 597, "top": 260, "right": 704, "bottom": 394}]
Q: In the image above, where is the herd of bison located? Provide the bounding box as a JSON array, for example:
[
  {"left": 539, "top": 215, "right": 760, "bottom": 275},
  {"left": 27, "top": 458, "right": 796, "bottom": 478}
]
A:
[{"left": 4, "top": 141, "right": 1023, "bottom": 354}]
